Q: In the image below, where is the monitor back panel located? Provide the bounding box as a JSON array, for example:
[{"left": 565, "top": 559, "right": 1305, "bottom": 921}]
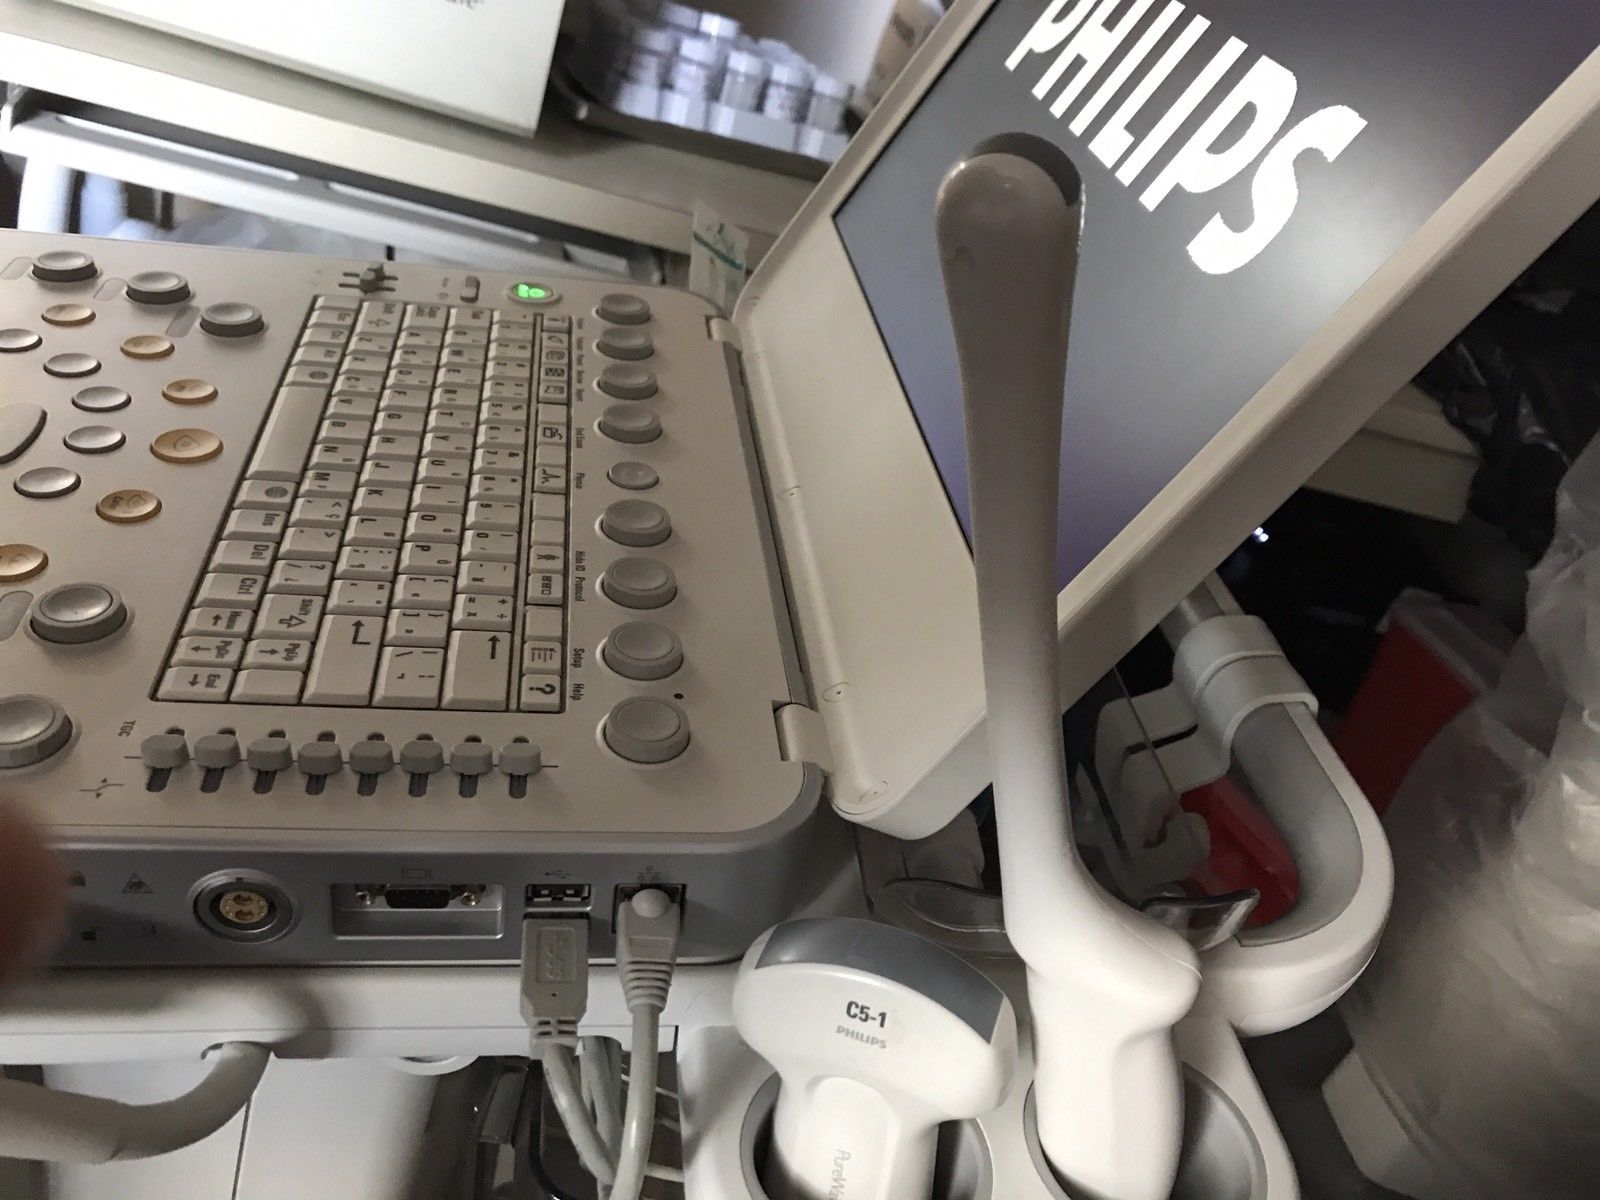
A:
[{"left": 0, "top": 234, "right": 819, "bottom": 967}]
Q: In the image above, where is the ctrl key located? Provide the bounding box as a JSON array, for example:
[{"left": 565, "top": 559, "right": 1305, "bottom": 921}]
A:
[{"left": 157, "top": 666, "right": 234, "bottom": 702}]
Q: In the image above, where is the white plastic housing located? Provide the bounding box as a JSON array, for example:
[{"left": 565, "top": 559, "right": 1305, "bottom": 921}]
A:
[{"left": 732, "top": 920, "right": 1018, "bottom": 1200}]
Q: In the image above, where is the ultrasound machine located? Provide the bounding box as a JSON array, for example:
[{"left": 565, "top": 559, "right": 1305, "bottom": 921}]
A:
[{"left": 0, "top": 1, "right": 1597, "bottom": 1198}]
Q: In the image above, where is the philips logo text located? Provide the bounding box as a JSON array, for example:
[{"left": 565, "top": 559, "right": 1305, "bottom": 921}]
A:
[{"left": 1007, "top": 0, "right": 1368, "bottom": 274}]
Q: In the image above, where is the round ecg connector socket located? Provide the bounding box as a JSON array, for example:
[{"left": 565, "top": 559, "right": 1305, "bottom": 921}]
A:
[{"left": 191, "top": 870, "right": 297, "bottom": 943}]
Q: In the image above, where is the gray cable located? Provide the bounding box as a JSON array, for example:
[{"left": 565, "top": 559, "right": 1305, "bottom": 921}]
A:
[
  {"left": 0, "top": 1043, "right": 268, "bottom": 1163},
  {"left": 608, "top": 1008, "right": 660, "bottom": 1200},
  {"left": 538, "top": 1042, "right": 617, "bottom": 1186}
]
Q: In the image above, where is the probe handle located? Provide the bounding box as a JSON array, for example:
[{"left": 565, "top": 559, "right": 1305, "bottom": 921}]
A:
[{"left": 936, "top": 143, "right": 1199, "bottom": 1200}]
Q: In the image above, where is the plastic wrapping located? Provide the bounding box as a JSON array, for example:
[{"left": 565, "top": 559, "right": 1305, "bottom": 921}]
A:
[
  {"left": 1416, "top": 204, "right": 1600, "bottom": 559},
  {"left": 1341, "top": 437, "right": 1600, "bottom": 1199}
]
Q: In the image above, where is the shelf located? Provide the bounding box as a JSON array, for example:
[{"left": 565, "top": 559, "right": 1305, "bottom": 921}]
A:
[{"left": 0, "top": 0, "right": 814, "bottom": 256}]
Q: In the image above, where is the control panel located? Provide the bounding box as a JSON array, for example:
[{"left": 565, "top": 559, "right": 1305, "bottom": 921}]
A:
[{"left": 0, "top": 234, "right": 821, "bottom": 966}]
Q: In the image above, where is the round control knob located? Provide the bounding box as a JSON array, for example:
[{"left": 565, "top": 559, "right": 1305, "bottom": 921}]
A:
[
  {"left": 400, "top": 738, "right": 446, "bottom": 775},
  {"left": 0, "top": 694, "right": 73, "bottom": 768},
  {"left": 601, "top": 500, "right": 671, "bottom": 548},
  {"left": 299, "top": 742, "right": 342, "bottom": 777},
  {"left": 607, "top": 461, "right": 658, "bottom": 491},
  {"left": 596, "top": 293, "right": 652, "bottom": 325},
  {"left": 140, "top": 732, "right": 188, "bottom": 770},
  {"left": 125, "top": 271, "right": 191, "bottom": 305},
  {"left": 500, "top": 741, "right": 543, "bottom": 777},
  {"left": 31, "top": 583, "right": 127, "bottom": 644},
  {"left": 604, "top": 698, "right": 690, "bottom": 765},
  {"left": 31, "top": 250, "right": 97, "bottom": 284},
  {"left": 601, "top": 556, "right": 678, "bottom": 610},
  {"left": 193, "top": 733, "right": 241, "bottom": 770},
  {"left": 246, "top": 735, "right": 294, "bottom": 773},
  {"left": 603, "top": 622, "right": 683, "bottom": 681},
  {"left": 200, "top": 302, "right": 265, "bottom": 338},
  {"left": 596, "top": 328, "right": 654, "bottom": 361},
  {"left": 597, "top": 363, "right": 658, "bottom": 401},
  {"left": 598, "top": 404, "right": 661, "bottom": 445},
  {"left": 452, "top": 741, "right": 494, "bottom": 776},
  {"left": 15, "top": 467, "right": 82, "bottom": 500},
  {"left": 349, "top": 739, "right": 395, "bottom": 775}
]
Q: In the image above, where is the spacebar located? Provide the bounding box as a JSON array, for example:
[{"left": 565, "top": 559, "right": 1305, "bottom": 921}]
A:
[{"left": 247, "top": 386, "right": 328, "bottom": 482}]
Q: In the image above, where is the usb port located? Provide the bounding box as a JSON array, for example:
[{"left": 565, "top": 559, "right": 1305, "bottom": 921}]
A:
[{"left": 526, "top": 884, "right": 592, "bottom": 911}]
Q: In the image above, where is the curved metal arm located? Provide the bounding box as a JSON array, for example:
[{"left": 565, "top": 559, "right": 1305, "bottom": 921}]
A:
[{"left": 0, "top": 1042, "right": 269, "bottom": 1162}]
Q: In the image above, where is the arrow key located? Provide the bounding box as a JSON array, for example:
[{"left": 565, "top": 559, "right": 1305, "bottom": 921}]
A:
[
  {"left": 444, "top": 630, "right": 511, "bottom": 710},
  {"left": 243, "top": 638, "right": 313, "bottom": 672}
]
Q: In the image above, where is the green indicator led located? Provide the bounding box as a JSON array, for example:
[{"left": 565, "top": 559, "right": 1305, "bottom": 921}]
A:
[{"left": 516, "top": 283, "right": 548, "bottom": 299}]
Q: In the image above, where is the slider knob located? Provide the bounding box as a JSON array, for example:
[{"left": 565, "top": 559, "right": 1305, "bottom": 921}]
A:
[{"left": 193, "top": 733, "right": 241, "bottom": 770}]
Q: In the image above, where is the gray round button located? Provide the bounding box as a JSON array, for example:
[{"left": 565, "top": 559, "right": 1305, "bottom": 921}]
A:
[
  {"left": 32, "top": 251, "right": 97, "bottom": 284},
  {"left": 604, "top": 698, "right": 690, "bottom": 764},
  {"left": 15, "top": 467, "right": 81, "bottom": 500},
  {"left": 246, "top": 735, "right": 294, "bottom": 772},
  {"left": 194, "top": 733, "right": 241, "bottom": 770},
  {"left": 601, "top": 499, "right": 671, "bottom": 548},
  {"left": 596, "top": 293, "right": 652, "bottom": 325},
  {"left": 597, "top": 363, "right": 658, "bottom": 401},
  {"left": 603, "top": 621, "right": 684, "bottom": 681},
  {"left": 598, "top": 404, "right": 661, "bottom": 445},
  {"left": 31, "top": 583, "right": 127, "bottom": 644},
  {"left": 64, "top": 425, "right": 125, "bottom": 455},
  {"left": 43, "top": 353, "right": 101, "bottom": 379},
  {"left": 0, "top": 694, "right": 72, "bottom": 768},
  {"left": 140, "top": 732, "right": 188, "bottom": 770},
  {"left": 73, "top": 386, "right": 132, "bottom": 413},
  {"left": 597, "top": 328, "right": 655, "bottom": 361},
  {"left": 299, "top": 742, "right": 343, "bottom": 776},
  {"left": 200, "top": 302, "right": 265, "bottom": 338},
  {"left": 0, "top": 328, "right": 41, "bottom": 354},
  {"left": 126, "top": 271, "right": 191, "bottom": 305},
  {"left": 601, "top": 556, "right": 677, "bottom": 610},
  {"left": 608, "top": 461, "right": 659, "bottom": 491}
]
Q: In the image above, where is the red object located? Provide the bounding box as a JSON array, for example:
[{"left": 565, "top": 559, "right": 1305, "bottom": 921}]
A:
[
  {"left": 1181, "top": 777, "right": 1299, "bottom": 928},
  {"left": 1333, "top": 600, "right": 1509, "bottom": 815}
]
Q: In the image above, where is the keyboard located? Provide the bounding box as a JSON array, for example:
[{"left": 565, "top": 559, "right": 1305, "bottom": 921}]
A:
[
  {"left": 159, "top": 295, "right": 580, "bottom": 713},
  {"left": 0, "top": 235, "right": 822, "bottom": 967}
]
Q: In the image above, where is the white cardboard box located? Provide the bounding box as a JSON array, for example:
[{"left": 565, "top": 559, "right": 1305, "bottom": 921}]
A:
[{"left": 51, "top": 0, "right": 566, "bottom": 134}]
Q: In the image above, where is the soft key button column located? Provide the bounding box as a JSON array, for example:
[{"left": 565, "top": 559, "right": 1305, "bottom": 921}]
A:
[{"left": 518, "top": 315, "right": 571, "bottom": 713}]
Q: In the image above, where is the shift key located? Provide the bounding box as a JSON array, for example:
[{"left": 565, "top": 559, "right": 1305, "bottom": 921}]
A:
[
  {"left": 302, "top": 615, "right": 382, "bottom": 705},
  {"left": 444, "top": 630, "right": 512, "bottom": 710}
]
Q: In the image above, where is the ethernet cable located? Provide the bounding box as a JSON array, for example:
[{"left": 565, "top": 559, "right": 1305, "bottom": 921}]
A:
[{"left": 520, "top": 889, "right": 682, "bottom": 1200}]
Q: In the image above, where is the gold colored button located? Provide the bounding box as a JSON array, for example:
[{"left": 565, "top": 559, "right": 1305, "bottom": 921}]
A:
[
  {"left": 41, "top": 303, "right": 94, "bottom": 327},
  {"left": 162, "top": 378, "right": 218, "bottom": 405},
  {"left": 0, "top": 543, "right": 47, "bottom": 583},
  {"left": 96, "top": 489, "right": 162, "bottom": 524},
  {"left": 122, "top": 334, "right": 174, "bottom": 361},
  {"left": 151, "top": 427, "right": 222, "bottom": 464}
]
